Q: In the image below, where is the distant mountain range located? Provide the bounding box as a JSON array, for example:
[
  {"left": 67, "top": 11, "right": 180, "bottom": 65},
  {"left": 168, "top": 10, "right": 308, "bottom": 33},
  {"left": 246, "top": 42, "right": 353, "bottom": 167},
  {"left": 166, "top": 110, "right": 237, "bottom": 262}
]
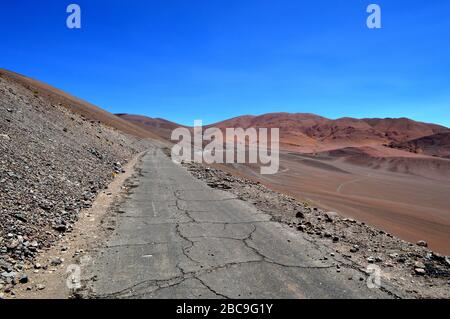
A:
[{"left": 116, "top": 113, "right": 450, "bottom": 158}]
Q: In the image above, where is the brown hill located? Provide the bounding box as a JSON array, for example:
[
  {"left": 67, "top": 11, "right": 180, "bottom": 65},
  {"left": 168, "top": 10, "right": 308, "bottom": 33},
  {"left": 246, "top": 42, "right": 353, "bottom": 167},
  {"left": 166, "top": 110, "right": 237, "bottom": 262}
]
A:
[
  {"left": 388, "top": 132, "right": 450, "bottom": 159},
  {"left": 118, "top": 112, "right": 449, "bottom": 154},
  {"left": 115, "top": 114, "right": 183, "bottom": 141},
  {"left": 362, "top": 118, "right": 448, "bottom": 142},
  {"left": 208, "top": 113, "right": 326, "bottom": 151},
  {"left": 207, "top": 113, "right": 449, "bottom": 153},
  {"left": 0, "top": 69, "right": 156, "bottom": 139},
  {"left": 303, "top": 117, "right": 387, "bottom": 148},
  {"left": 210, "top": 113, "right": 328, "bottom": 129}
]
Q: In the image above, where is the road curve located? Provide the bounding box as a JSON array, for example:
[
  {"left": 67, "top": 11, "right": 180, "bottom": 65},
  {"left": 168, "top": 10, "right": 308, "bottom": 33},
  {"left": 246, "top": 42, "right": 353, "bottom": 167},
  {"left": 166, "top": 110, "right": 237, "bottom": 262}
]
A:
[{"left": 83, "top": 146, "right": 391, "bottom": 299}]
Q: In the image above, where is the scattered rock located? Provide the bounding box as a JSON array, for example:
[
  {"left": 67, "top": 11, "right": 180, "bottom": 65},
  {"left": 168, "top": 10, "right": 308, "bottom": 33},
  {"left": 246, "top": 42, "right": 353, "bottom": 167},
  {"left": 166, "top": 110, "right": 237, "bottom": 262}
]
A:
[
  {"left": 50, "top": 258, "right": 63, "bottom": 266},
  {"left": 415, "top": 268, "right": 426, "bottom": 276},
  {"left": 19, "top": 274, "right": 28, "bottom": 284},
  {"left": 36, "top": 284, "right": 46, "bottom": 290},
  {"left": 350, "top": 245, "right": 360, "bottom": 253},
  {"left": 53, "top": 224, "right": 67, "bottom": 232},
  {"left": 207, "top": 182, "right": 231, "bottom": 190},
  {"left": 415, "top": 261, "right": 426, "bottom": 269},
  {"left": 295, "top": 212, "right": 304, "bottom": 219},
  {"left": 13, "top": 213, "right": 27, "bottom": 223},
  {"left": 1, "top": 271, "right": 17, "bottom": 279},
  {"left": 0, "top": 260, "right": 11, "bottom": 271},
  {"left": 397, "top": 256, "right": 407, "bottom": 263},
  {"left": 324, "top": 212, "right": 339, "bottom": 222},
  {"left": 417, "top": 240, "right": 428, "bottom": 248}
]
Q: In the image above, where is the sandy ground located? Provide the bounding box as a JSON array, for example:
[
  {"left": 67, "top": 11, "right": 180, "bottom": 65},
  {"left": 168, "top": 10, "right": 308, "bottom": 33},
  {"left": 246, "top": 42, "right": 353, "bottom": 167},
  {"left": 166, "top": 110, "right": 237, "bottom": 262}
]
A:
[
  {"left": 224, "top": 152, "right": 450, "bottom": 255},
  {"left": 11, "top": 152, "right": 145, "bottom": 299}
]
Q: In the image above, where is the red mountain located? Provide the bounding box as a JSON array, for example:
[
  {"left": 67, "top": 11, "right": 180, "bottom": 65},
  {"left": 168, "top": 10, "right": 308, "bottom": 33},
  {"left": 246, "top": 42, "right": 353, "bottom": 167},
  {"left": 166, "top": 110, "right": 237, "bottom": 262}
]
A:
[
  {"left": 362, "top": 118, "right": 448, "bottom": 142},
  {"left": 115, "top": 114, "right": 184, "bottom": 141},
  {"left": 388, "top": 132, "right": 450, "bottom": 159},
  {"left": 207, "top": 113, "right": 449, "bottom": 153},
  {"left": 118, "top": 112, "right": 449, "bottom": 155}
]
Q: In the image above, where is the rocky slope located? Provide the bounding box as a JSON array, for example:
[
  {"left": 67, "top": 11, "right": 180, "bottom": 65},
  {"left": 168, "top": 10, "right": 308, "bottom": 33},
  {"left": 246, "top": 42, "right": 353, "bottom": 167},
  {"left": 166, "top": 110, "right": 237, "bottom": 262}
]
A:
[{"left": 0, "top": 71, "right": 151, "bottom": 295}]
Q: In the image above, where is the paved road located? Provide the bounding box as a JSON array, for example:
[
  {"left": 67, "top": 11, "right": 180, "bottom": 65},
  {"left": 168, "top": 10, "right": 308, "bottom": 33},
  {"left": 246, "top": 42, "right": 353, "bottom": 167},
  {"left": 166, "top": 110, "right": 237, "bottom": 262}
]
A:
[{"left": 84, "top": 147, "right": 390, "bottom": 299}]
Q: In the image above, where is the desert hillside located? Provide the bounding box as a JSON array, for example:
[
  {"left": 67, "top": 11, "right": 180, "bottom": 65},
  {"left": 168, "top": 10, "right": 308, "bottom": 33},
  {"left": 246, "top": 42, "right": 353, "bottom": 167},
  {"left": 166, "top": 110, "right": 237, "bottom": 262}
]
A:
[
  {"left": 363, "top": 118, "right": 448, "bottom": 142},
  {"left": 119, "top": 112, "right": 449, "bottom": 155},
  {"left": 115, "top": 114, "right": 182, "bottom": 141},
  {"left": 0, "top": 69, "right": 157, "bottom": 140},
  {"left": 0, "top": 70, "right": 152, "bottom": 271},
  {"left": 208, "top": 113, "right": 449, "bottom": 153},
  {"left": 388, "top": 132, "right": 450, "bottom": 159}
]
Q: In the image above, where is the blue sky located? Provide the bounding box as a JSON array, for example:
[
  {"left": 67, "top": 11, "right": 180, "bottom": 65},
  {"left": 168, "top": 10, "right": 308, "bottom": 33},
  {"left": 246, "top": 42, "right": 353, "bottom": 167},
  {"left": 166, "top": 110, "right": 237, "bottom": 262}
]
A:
[{"left": 1, "top": 0, "right": 449, "bottom": 126}]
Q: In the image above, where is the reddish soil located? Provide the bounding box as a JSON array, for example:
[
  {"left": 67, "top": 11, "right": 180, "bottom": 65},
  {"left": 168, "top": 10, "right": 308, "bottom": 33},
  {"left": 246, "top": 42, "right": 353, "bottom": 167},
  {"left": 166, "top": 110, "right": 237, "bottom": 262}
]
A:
[{"left": 231, "top": 151, "right": 450, "bottom": 255}]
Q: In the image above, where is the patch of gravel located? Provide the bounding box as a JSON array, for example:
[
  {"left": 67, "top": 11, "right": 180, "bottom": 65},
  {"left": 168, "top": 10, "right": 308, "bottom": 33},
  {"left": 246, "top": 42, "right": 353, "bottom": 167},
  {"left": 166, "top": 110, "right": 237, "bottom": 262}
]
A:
[
  {"left": 0, "top": 75, "right": 150, "bottom": 297},
  {"left": 181, "top": 160, "right": 450, "bottom": 299}
]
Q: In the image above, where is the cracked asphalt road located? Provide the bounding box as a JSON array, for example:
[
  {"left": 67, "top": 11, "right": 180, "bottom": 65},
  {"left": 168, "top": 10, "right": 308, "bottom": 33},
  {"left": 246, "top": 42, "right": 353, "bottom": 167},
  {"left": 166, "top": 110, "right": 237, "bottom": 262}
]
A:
[{"left": 83, "top": 147, "right": 391, "bottom": 299}]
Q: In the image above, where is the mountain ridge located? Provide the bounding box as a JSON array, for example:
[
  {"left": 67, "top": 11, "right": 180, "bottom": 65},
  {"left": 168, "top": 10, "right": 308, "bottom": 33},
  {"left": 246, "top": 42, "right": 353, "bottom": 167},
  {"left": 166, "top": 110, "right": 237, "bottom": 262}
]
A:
[{"left": 118, "top": 112, "right": 450, "bottom": 156}]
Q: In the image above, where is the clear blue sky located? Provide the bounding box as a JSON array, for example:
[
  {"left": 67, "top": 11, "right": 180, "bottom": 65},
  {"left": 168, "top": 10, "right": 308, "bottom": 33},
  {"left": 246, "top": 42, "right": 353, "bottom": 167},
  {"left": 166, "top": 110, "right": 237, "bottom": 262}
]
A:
[{"left": 1, "top": 0, "right": 449, "bottom": 126}]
